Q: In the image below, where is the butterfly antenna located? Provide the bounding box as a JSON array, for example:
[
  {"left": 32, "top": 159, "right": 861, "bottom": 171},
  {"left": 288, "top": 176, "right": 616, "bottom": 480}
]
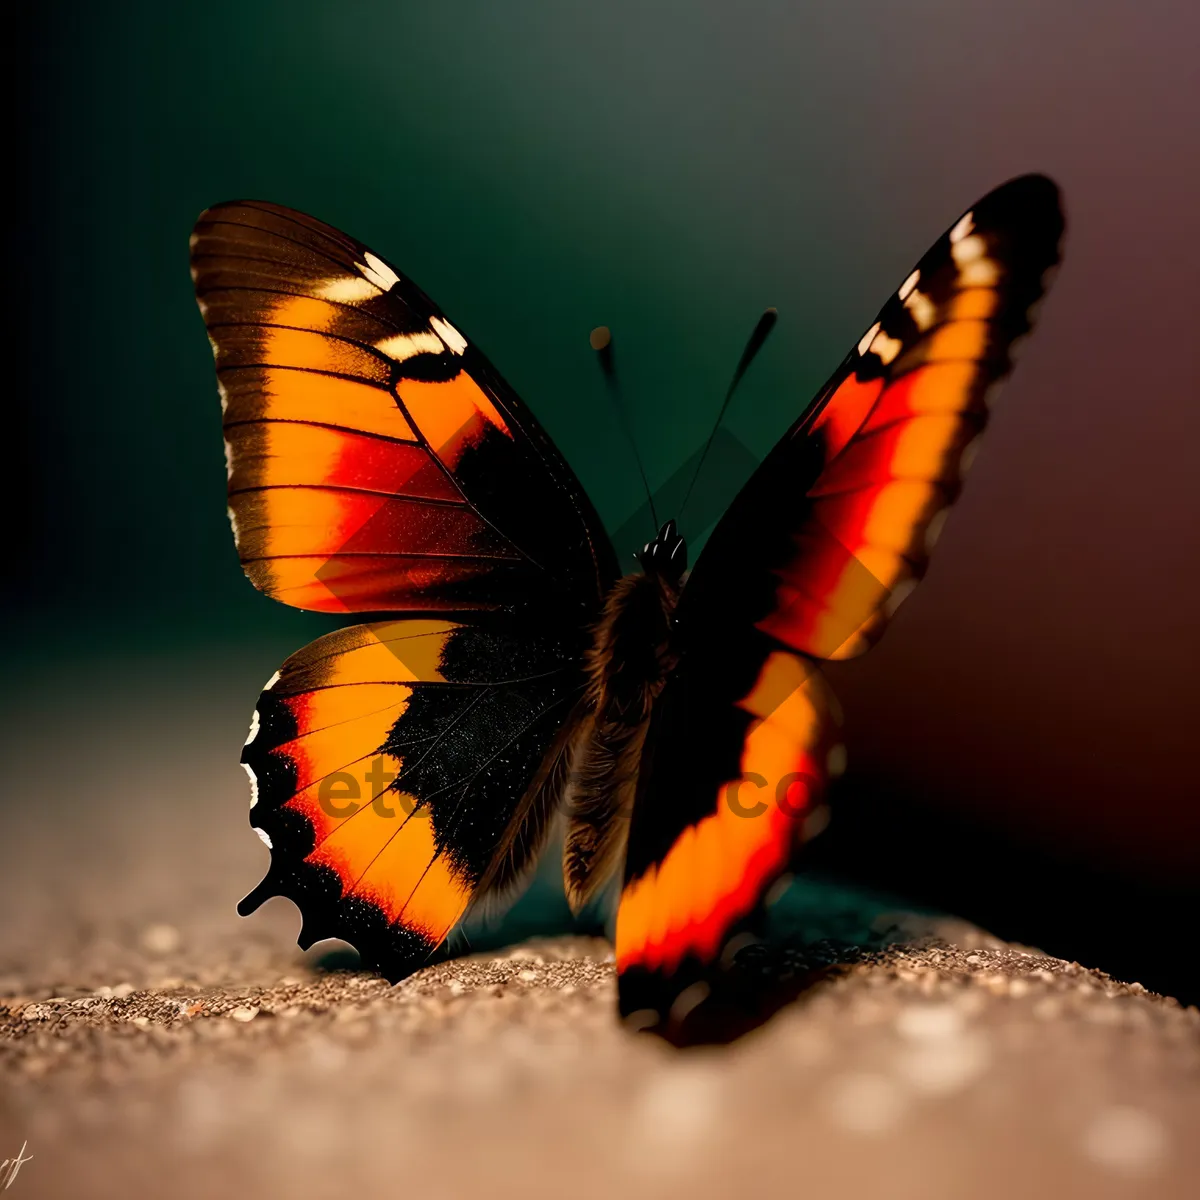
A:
[
  {"left": 678, "top": 307, "right": 778, "bottom": 524},
  {"left": 590, "top": 326, "right": 659, "bottom": 532}
]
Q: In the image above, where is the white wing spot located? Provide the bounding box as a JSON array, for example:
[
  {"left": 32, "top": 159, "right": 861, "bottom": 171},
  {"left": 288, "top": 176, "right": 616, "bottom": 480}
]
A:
[
  {"left": 905, "top": 288, "right": 937, "bottom": 331},
  {"left": 949, "top": 212, "right": 975, "bottom": 243},
  {"left": 359, "top": 252, "right": 400, "bottom": 292},
  {"left": 898, "top": 270, "right": 920, "bottom": 301},
  {"left": 226, "top": 505, "right": 241, "bottom": 543},
  {"left": 951, "top": 234, "right": 987, "bottom": 265},
  {"left": 870, "top": 329, "right": 903, "bottom": 366},
  {"left": 242, "top": 761, "right": 260, "bottom": 809},
  {"left": 431, "top": 316, "right": 468, "bottom": 355},
  {"left": 857, "top": 322, "right": 881, "bottom": 356},
  {"left": 223, "top": 439, "right": 234, "bottom": 481},
  {"left": 244, "top": 707, "right": 261, "bottom": 747},
  {"left": 217, "top": 378, "right": 230, "bottom": 415},
  {"left": 376, "top": 331, "right": 446, "bottom": 362},
  {"left": 253, "top": 826, "right": 273, "bottom": 849},
  {"left": 318, "top": 275, "right": 381, "bottom": 303},
  {"left": 265, "top": 671, "right": 282, "bottom": 691}
]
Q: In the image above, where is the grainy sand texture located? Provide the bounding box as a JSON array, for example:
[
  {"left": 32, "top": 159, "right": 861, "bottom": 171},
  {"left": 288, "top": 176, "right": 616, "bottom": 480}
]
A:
[{"left": 2, "top": 663, "right": 1197, "bottom": 1199}]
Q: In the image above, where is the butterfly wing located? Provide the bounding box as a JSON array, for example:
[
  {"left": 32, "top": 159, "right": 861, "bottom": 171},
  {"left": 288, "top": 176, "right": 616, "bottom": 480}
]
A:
[
  {"left": 685, "top": 174, "right": 1065, "bottom": 661},
  {"left": 240, "top": 618, "right": 586, "bottom": 979},
  {"left": 192, "top": 200, "right": 616, "bottom": 615},
  {"left": 617, "top": 630, "right": 842, "bottom": 1026},
  {"left": 194, "top": 202, "right": 613, "bottom": 973},
  {"left": 617, "top": 174, "right": 1065, "bottom": 1025}
]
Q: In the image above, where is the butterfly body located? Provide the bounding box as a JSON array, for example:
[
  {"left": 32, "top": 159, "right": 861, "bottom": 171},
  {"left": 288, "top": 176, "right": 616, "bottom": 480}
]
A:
[
  {"left": 194, "top": 176, "right": 1064, "bottom": 1031},
  {"left": 563, "top": 525, "right": 687, "bottom": 911}
]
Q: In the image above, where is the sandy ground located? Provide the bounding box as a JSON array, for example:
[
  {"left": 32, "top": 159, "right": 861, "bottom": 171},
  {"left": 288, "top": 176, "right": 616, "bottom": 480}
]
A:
[{"left": 2, "top": 655, "right": 1198, "bottom": 1198}]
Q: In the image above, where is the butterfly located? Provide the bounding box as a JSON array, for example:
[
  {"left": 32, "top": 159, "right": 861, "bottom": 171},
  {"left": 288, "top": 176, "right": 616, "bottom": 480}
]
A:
[{"left": 191, "top": 174, "right": 1063, "bottom": 1031}]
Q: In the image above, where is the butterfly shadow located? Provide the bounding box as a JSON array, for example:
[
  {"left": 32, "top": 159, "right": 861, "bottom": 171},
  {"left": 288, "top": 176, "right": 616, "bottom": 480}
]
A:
[
  {"left": 638, "top": 869, "right": 948, "bottom": 1048},
  {"left": 304, "top": 858, "right": 946, "bottom": 1050}
]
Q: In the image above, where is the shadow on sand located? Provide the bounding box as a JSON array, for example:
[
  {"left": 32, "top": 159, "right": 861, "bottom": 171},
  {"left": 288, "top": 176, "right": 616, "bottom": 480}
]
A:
[{"left": 308, "top": 862, "right": 947, "bottom": 1047}]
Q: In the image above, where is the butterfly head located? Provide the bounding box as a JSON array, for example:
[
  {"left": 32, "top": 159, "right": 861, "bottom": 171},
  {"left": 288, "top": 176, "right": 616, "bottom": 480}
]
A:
[{"left": 637, "top": 519, "right": 688, "bottom": 583}]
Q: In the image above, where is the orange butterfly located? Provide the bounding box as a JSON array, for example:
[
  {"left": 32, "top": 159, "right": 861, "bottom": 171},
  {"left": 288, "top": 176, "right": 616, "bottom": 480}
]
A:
[{"left": 192, "top": 175, "right": 1063, "bottom": 1031}]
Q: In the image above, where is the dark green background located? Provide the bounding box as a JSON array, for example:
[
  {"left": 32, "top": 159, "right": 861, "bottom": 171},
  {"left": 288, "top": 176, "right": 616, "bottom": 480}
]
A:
[{"left": 8, "top": 2, "right": 1198, "bottom": 996}]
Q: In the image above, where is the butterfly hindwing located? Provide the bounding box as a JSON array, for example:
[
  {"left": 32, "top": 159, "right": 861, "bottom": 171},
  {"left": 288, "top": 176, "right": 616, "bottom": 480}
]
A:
[
  {"left": 616, "top": 629, "right": 841, "bottom": 1022},
  {"left": 192, "top": 200, "right": 616, "bottom": 616},
  {"left": 240, "top": 619, "right": 585, "bottom": 978},
  {"left": 617, "top": 175, "right": 1064, "bottom": 1025}
]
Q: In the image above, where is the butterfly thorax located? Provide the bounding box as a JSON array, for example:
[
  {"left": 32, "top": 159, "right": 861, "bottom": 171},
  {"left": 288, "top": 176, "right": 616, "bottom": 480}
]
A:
[
  {"left": 587, "top": 570, "right": 681, "bottom": 711},
  {"left": 589, "top": 518, "right": 688, "bottom": 718}
]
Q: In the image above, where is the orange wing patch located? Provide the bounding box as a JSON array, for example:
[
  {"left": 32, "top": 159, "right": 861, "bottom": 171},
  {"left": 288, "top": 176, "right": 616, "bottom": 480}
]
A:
[
  {"left": 616, "top": 651, "right": 837, "bottom": 977},
  {"left": 239, "top": 619, "right": 582, "bottom": 979},
  {"left": 756, "top": 177, "right": 1063, "bottom": 660},
  {"left": 621, "top": 176, "right": 1064, "bottom": 1030},
  {"left": 396, "top": 372, "right": 513, "bottom": 469},
  {"left": 193, "top": 200, "right": 617, "bottom": 981},
  {"left": 761, "top": 358, "right": 982, "bottom": 658},
  {"left": 222, "top": 367, "right": 418, "bottom": 440},
  {"left": 193, "top": 200, "right": 612, "bottom": 617},
  {"left": 225, "top": 423, "right": 447, "bottom": 496},
  {"left": 243, "top": 620, "right": 473, "bottom": 953}
]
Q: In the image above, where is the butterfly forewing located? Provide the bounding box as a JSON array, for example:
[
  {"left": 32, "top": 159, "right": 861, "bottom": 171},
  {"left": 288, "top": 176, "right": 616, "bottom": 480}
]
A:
[
  {"left": 686, "top": 174, "right": 1064, "bottom": 659},
  {"left": 192, "top": 200, "right": 616, "bottom": 616}
]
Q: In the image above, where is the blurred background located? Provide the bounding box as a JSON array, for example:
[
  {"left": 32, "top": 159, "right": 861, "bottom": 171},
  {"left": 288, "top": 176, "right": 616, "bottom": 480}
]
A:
[{"left": 5, "top": 0, "right": 1197, "bottom": 1003}]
